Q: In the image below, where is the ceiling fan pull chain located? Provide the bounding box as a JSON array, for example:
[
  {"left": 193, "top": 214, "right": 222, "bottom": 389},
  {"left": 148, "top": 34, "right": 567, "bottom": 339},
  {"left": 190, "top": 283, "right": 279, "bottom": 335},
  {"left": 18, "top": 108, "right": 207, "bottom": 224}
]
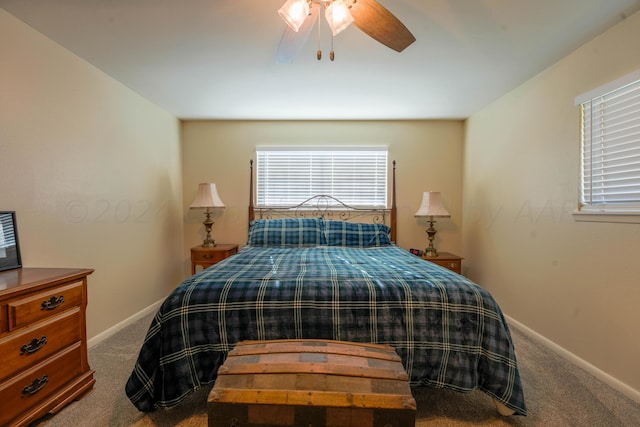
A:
[
  {"left": 330, "top": 35, "right": 335, "bottom": 61},
  {"left": 329, "top": 2, "right": 334, "bottom": 62},
  {"left": 328, "top": 1, "right": 335, "bottom": 61},
  {"left": 317, "top": 1, "right": 322, "bottom": 60}
]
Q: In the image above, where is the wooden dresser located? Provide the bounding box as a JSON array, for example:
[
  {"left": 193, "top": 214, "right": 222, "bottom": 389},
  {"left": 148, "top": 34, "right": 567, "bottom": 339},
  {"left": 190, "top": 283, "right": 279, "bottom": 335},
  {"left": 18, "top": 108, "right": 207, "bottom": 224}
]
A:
[{"left": 0, "top": 268, "right": 95, "bottom": 427}]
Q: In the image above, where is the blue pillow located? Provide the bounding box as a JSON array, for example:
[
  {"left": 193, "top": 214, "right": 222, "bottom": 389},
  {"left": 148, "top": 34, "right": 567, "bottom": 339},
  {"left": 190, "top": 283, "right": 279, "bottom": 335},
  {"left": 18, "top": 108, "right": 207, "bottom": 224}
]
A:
[
  {"left": 247, "top": 218, "right": 324, "bottom": 247},
  {"left": 323, "top": 220, "right": 392, "bottom": 247}
]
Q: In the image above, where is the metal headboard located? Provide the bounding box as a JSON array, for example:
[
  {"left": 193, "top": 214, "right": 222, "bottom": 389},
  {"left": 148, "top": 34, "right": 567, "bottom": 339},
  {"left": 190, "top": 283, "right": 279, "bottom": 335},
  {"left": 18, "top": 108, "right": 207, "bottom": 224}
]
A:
[{"left": 248, "top": 160, "right": 397, "bottom": 242}]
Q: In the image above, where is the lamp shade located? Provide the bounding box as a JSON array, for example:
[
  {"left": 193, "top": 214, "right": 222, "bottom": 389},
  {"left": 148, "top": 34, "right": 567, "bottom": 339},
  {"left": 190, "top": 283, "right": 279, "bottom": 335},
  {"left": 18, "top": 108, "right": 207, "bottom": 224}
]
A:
[
  {"left": 414, "top": 192, "right": 450, "bottom": 218},
  {"left": 325, "top": 0, "right": 354, "bottom": 36},
  {"left": 190, "top": 183, "right": 225, "bottom": 209},
  {"left": 278, "top": 0, "right": 310, "bottom": 32}
]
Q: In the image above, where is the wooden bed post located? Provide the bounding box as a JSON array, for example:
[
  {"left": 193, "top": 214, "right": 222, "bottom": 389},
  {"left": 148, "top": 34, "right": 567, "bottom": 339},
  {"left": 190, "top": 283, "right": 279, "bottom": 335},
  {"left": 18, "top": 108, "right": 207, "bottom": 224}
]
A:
[
  {"left": 391, "top": 160, "right": 397, "bottom": 243},
  {"left": 248, "top": 159, "right": 255, "bottom": 229}
]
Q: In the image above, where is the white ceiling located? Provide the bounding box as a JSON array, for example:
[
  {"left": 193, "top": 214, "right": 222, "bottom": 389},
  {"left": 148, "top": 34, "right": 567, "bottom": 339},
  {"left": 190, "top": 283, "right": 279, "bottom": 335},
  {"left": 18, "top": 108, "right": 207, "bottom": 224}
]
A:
[{"left": 2, "top": 0, "right": 639, "bottom": 120}]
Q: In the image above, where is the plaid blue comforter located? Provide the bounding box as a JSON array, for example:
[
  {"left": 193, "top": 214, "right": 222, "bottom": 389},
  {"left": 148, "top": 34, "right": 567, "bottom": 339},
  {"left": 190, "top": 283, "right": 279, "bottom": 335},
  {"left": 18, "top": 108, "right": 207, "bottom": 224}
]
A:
[{"left": 125, "top": 245, "right": 527, "bottom": 415}]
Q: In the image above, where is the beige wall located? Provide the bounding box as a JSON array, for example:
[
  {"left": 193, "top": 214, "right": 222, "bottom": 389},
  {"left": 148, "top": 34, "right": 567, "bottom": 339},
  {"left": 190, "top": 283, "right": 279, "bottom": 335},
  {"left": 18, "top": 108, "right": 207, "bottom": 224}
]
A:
[
  {"left": 0, "top": 10, "right": 184, "bottom": 339},
  {"left": 464, "top": 11, "right": 640, "bottom": 393},
  {"left": 181, "top": 120, "right": 464, "bottom": 273}
]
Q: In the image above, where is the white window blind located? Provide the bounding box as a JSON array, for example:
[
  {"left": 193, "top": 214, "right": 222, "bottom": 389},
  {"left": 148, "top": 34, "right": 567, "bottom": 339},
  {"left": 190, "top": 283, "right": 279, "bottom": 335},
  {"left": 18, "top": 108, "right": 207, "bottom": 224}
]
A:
[
  {"left": 256, "top": 148, "right": 388, "bottom": 207},
  {"left": 578, "top": 71, "right": 640, "bottom": 212}
]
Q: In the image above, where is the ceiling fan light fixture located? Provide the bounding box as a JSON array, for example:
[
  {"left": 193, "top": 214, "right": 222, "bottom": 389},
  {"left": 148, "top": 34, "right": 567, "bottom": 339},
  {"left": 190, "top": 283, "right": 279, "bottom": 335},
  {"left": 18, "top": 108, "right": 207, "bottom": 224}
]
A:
[
  {"left": 278, "top": 0, "right": 310, "bottom": 32},
  {"left": 325, "top": 0, "right": 354, "bottom": 36}
]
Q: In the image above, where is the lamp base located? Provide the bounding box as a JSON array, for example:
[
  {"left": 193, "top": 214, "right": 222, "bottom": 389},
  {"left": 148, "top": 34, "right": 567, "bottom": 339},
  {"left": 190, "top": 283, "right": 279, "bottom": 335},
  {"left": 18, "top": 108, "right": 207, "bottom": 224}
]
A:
[
  {"left": 202, "top": 210, "right": 216, "bottom": 248},
  {"left": 424, "top": 247, "right": 439, "bottom": 258},
  {"left": 424, "top": 218, "right": 439, "bottom": 258}
]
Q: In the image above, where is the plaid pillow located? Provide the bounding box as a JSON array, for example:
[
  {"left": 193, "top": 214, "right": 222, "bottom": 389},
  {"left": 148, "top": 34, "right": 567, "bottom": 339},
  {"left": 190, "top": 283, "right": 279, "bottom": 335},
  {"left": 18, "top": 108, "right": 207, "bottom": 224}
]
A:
[
  {"left": 247, "top": 218, "right": 325, "bottom": 247},
  {"left": 323, "top": 220, "right": 392, "bottom": 247}
]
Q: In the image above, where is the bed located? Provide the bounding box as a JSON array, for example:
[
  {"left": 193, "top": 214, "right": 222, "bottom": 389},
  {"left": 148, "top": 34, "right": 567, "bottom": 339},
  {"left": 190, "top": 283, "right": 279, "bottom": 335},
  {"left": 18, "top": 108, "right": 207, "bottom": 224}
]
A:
[{"left": 125, "top": 162, "right": 527, "bottom": 416}]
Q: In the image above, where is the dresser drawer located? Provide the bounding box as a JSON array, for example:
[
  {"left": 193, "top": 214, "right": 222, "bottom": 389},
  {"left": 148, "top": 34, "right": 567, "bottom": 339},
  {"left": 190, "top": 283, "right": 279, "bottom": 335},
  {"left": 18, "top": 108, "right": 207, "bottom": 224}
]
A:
[
  {"left": 0, "top": 342, "right": 83, "bottom": 427},
  {"left": 0, "top": 303, "right": 6, "bottom": 333},
  {"left": 0, "top": 308, "right": 82, "bottom": 383},
  {"left": 8, "top": 281, "right": 84, "bottom": 331}
]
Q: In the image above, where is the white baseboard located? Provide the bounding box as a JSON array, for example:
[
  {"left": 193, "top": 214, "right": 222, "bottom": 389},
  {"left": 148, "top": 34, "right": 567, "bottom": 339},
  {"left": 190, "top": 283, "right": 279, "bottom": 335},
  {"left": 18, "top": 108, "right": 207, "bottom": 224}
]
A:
[
  {"left": 87, "top": 299, "right": 163, "bottom": 348},
  {"left": 505, "top": 314, "right": 640, "bottom": 405}
]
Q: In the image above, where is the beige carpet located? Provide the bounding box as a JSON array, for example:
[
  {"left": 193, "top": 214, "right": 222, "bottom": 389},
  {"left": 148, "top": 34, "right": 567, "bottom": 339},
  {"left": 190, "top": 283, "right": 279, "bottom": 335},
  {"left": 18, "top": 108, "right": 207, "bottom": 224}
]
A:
[{"left": 33, "top": 311, "right": 640, "bottom": 426}]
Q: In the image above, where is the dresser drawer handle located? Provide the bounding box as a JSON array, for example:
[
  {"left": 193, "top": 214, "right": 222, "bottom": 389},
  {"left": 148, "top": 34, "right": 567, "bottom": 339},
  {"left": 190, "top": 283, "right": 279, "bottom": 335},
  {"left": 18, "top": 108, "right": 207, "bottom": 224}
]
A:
[
  {"left": 41, "top": 295, "right": 64, "bottom": 310},
  {"left": 20, "top": 336, "right": 47, "bottom": 355},
  {"left": 21, "top": 375, "right": 48, "bottom": 397},
  {"left": 202, "top": 254, "right": 214, "bottom": 259}
]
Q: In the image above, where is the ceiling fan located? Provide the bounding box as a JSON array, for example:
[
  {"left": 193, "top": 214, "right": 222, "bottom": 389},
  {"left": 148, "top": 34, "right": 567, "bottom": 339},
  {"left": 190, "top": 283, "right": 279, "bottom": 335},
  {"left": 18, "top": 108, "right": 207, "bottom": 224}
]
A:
[{"left": 276, "top": 0, "right": 416, "bottom": 63}]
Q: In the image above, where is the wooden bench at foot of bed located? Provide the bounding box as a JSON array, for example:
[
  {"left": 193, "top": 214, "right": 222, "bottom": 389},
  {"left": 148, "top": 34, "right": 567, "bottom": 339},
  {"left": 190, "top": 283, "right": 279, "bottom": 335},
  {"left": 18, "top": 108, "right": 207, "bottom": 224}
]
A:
[{"left": 208, "top": 339, "right": 417, "bottom": 427}]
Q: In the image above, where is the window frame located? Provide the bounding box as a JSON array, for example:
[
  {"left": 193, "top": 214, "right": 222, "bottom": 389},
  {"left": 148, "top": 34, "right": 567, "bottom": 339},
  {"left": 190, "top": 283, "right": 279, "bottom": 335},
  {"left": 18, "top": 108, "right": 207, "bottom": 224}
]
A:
[
  {"left": 255, "top": 147, "right": 389, "bottom": 208},
  {"left": 573, "top": 69, "right": 640, "bottom": 224}
]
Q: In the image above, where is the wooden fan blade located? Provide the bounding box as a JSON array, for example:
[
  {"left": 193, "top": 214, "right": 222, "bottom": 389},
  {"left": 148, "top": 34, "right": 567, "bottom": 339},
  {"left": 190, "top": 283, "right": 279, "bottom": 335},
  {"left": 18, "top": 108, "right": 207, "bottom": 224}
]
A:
[
  {"left": 276, "top": 3, "right": 320, "bottom": 64},
  {"left": 348, "top": 0, "right": 416, "bottom": 52}
]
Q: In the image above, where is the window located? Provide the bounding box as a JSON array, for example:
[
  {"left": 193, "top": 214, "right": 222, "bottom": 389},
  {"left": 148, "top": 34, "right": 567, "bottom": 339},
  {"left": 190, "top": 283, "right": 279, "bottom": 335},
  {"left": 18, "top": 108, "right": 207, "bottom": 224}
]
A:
[
  {"left": 256, "top": 148, "right": 388, "bottom": 207},
  {"left": 576, "top": 70, "right": 640, "bottom": 217}
]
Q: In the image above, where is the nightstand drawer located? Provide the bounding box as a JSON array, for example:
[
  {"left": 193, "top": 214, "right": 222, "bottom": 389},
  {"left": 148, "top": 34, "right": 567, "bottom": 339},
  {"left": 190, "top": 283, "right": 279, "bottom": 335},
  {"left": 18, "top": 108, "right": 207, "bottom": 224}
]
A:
[
  {"left": 8, "top": 281, "right": 84, "bottom": 331},
  {"left": 431, "top": 259, "right": 461, "bottom": 273},
  {"left": 192, "top": 250, "right": 232, "bottom": 264},
  {"left": 422, "top": 252, "right": 463, "bottom": 275}
]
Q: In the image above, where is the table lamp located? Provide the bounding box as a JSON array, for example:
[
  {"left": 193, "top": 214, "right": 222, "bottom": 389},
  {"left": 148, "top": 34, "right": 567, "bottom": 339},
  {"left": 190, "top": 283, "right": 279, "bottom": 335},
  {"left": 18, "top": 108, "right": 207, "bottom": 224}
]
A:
[
  {"left": 414, "top": 191, "right": 450, "bottom": 257},
  {"left": 190, "top": 183, "right": 225, "bottom": 247}
]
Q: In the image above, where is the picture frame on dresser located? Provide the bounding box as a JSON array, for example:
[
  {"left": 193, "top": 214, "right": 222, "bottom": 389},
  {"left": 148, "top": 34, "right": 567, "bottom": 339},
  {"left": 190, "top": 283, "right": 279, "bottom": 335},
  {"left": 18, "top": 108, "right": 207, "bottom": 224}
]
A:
[{"left": 0, "top": 211, "right": 22, "bottom": 272}]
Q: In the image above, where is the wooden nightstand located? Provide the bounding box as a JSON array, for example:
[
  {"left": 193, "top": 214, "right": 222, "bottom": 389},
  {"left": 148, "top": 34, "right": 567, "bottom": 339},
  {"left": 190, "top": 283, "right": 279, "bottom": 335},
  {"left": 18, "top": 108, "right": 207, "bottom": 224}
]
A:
[
  {"left": 422, "top": 252, "right": 463, "bottom": 274},
  {"left": 191, "top": 244, "right": 238, "bottom": 274}
]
